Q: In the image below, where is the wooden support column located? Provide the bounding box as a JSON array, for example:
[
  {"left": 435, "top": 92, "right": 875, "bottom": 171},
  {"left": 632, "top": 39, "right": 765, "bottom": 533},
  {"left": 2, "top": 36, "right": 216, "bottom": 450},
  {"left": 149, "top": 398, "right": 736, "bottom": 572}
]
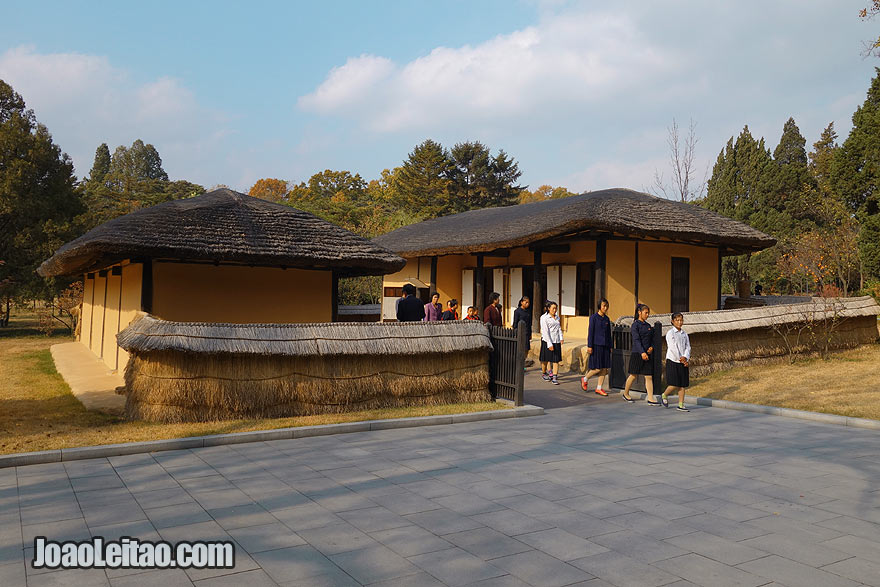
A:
[
  {"left": 634, "top": 242, "right": 640, "bottom": 308},
  {"left": 532, "top": 249, "right": 543, "bottom": 335},
  {"left": 594, "top": 237, "right": 607, "bottom": 307},
  {"left": 331, "top": 271, "right": 339, "bottom": 322},
  {"left": 475, "top": 254, "right": 485, "bottom": 315},
  {"left": 430, "top": 256, "right": 438, "bottom": 293},
  {"left": 141, "top": 259, "right": 153, "bottom": 314},
  {"left": 717, "top": 248, "right": 724, "bottom": 309}
]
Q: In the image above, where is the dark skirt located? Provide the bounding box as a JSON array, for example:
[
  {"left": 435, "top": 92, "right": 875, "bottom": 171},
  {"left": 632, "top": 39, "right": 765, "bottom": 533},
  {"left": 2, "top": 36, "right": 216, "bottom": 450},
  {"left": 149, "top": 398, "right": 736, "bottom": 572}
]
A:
[
  {"left": 666, "top": 359, "right": 690, "bottom": 388},
  {"left": 540, "top": 340, "right": 562, "bottom": 363},
  {"left": 588, "top": 345, "right": 611, "bottom": 370},
  {"left": 628, "top": 352, "right": 653, "bottom": 376}
]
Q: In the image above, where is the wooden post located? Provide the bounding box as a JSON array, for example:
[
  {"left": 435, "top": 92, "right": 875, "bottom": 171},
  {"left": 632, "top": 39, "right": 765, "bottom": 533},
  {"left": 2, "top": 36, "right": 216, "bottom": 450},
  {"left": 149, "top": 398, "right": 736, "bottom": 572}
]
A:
[
  {"left": 532, "top": 249, "right": 543, "bottom": 335},
  {"left": 514, "top": 321, "right": 527, "bottom": 406},
  {"left": 717, "top": 247, "right": 724, "bottom": 309},
  {"left": 141, "top": 259, "right": 153, "bottom": 314},
  {"left": 652, "top": 320, "right": 663, "bottom": 394},
  {"left": 430, "top": 256, "right": 438, "bottom": 293},
  {"left": 634, "top": 242, "right": 640, "bottom": 308},
  {"left": 594, "top": 237, "right": 607, "bottom": 308},
  {"left": 475, "top": 254, "right": 485, "bottom": 315},
  {"left": 331, "top": 271, "right": 339, "bottom": 322}
]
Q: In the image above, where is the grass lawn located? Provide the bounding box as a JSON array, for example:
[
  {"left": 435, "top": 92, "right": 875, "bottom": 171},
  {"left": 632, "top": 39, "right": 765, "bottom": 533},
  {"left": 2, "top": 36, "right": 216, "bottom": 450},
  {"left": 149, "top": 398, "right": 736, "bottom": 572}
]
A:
[
  {"left": 688, "top": 343, "right": 880, "bottom": 420},
  {"left": 0, "top": 310, "right": 506, "bottom": 455}
]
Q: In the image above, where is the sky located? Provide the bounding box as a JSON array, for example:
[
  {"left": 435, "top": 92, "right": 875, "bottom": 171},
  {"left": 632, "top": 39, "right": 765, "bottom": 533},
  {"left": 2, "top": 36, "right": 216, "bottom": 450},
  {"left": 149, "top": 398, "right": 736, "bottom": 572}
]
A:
[{"left": 1, "top": 1, "right": 878, "bottom": 195}]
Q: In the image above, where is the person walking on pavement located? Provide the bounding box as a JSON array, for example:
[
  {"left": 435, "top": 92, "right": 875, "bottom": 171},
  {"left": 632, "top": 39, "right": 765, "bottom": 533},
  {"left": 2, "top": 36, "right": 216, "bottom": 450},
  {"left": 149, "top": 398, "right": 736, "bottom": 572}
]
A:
[
  {"left": 581, "top": 298, "right": 612, "bottom": 396},
  {"left": 540, "top": 300, "right": 563, "bottom": 385}
]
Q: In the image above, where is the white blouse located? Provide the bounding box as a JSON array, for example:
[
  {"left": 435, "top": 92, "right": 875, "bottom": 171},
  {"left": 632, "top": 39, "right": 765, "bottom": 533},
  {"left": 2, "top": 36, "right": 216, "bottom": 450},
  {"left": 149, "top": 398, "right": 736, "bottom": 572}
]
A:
[
  {"left": 540, "top": 313, "right": 563, "bottom": 344},
  {"left": 665, "top": 327, "right": 691, "bottom": 362}
]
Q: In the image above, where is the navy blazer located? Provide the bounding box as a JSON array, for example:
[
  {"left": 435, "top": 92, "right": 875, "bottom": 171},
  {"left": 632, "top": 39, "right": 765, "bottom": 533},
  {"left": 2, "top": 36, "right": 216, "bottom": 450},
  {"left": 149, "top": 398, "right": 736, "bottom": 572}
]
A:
[
  {"left": 587, "top": 313, "right": 611, "bottom": 347},
  {"left": 630, "top": 319, "right": 653, "bottom": 355}
]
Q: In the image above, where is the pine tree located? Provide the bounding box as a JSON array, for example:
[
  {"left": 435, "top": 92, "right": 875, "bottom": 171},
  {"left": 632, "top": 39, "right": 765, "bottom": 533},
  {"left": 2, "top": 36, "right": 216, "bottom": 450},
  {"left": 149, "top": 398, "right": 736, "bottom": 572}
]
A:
[
  {"left": 88, "top": 143, "right": 111, "bottom": 185},
  {"left": 395, "top": 139, "right": 453, "bottom": 218}
]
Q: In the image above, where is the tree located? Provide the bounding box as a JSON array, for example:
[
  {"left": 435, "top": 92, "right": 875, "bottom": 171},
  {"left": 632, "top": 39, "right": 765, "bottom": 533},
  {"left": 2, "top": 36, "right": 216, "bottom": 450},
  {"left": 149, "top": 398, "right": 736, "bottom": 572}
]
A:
[
  {"left": 287, "top": 170, "right": 370, "bottom": 233},
  {"left": 519, "top": 185, "right": 576, "bottom": 204},
  {"left": 88, "top": 143, "right": 111, "bottom": 185},
  {"left": 395, "top": 139, "right": 453, "bottom": 217},
  {"left": 447, "top": 141, "right": 523, "bottom": 212},
  {"left": 0, "top": 79, "right": 82, "bottom": 323},
  {"left": 249, "top": 178, "right": 289, "bottom": 202},
  {"left": 651, "top": 118, "right": 707, "bottom": 202},
  {"left": 832, "top": 68, "right": 880, "bottom": 218},
  {"left": 808, "top": 123, "right": 842, "bottom": 219},
  {"left": 861, "top": 1, "right": 880, "bottom": 57},
  {"left": 770, "top": 117, "right": 818, "bottom": 226}
]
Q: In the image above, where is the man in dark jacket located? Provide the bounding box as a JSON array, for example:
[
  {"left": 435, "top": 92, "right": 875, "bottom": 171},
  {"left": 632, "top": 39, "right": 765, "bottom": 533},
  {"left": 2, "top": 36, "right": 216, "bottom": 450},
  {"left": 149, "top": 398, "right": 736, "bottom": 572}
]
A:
[
  {"left": 483, "top": 292, "right": 503, "bottom": 327},
  {"left": 396, "top": 283, "right": 424, "bottom": 322}
]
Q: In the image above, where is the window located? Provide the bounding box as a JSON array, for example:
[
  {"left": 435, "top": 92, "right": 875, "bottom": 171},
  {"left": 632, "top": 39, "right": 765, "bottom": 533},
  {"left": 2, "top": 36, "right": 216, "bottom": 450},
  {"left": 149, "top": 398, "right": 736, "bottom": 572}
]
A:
[
  {"left": 383, "top": 287, "right": 403, "bottom": 297},
  {"left": 671, "top": 257, "right": 690, "bottom": 313}
]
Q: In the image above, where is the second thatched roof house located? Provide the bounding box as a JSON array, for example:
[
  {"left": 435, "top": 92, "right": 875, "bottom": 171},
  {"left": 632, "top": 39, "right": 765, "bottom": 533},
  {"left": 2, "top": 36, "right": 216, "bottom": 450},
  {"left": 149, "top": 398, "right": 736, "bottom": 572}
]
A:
[
  {"left": 38, "top": 188, "right": 405, "bottom": 372},
  {"left": 373, "top": 188, "right": 776, "bottom": 339}
]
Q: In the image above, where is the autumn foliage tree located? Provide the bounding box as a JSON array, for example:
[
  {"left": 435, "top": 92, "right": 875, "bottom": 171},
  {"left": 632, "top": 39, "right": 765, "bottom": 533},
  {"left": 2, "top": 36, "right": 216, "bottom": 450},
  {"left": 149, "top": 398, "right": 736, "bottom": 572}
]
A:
[{"left": 248, "top": 178, "right": 289, "bottom": 202}]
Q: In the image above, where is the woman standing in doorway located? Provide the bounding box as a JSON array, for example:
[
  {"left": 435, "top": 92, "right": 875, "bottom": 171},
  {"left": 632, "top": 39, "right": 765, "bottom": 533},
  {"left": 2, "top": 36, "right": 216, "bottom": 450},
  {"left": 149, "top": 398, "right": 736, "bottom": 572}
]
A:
[
  {"left": 622, "top": 303, "right": 658, "bottom": 404},
  {"left": 581, "top": 298, "right": 611, "bottom": 396},
  {"left": 540, "top": 300, "right": 563, "bottom": 385}
]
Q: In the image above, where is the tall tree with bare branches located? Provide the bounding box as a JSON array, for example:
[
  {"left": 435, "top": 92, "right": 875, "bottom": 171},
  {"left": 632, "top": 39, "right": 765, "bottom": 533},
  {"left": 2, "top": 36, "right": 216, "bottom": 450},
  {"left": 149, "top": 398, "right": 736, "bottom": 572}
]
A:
[{"left": 651, "top": 118, "right": 707, "bottom": 203}]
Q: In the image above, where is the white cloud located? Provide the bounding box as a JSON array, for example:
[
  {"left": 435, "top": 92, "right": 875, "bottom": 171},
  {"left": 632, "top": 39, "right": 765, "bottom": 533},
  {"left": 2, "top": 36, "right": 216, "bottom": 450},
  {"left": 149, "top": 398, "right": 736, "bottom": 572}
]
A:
[
  {"left": 298, "top": 10, "right": 684, "bottom": 134},
  {"left": 0, "top": 46, "right": 226, "bottom": 182}
]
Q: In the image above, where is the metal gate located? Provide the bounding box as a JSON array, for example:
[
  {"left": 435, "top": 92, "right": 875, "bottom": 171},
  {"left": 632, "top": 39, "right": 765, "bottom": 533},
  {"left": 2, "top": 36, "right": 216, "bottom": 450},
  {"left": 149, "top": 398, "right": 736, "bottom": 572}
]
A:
[
  {"left": 487, "top": 322, "right": 528, "bottom": 406},
  {"left": 611, "top": 321, "right": 664, "bottom": 392}
]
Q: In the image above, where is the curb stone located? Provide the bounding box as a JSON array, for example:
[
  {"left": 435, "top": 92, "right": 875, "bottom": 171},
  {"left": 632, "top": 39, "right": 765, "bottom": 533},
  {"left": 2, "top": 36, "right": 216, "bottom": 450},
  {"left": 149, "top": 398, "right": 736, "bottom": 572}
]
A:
[
  {"left": 0, "top": 404, "right": 543, "bottom": 469},
  {"left": 621, "top": 389, "right": 879, "bottom": 430}
]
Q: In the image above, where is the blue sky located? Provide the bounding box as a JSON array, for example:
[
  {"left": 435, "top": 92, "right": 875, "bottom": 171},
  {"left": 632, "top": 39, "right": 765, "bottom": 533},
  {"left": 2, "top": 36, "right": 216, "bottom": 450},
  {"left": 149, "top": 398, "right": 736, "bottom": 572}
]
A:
[{"left": 2, "top": 1, "right": 877, "bottom": 195}]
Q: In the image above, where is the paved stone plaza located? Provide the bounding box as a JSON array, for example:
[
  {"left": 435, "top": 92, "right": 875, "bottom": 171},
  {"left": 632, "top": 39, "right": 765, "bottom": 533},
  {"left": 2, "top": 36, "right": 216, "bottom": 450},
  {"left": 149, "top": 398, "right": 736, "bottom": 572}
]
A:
[{"left": 2, "top": 395, "right": 880, "bottom": 586}]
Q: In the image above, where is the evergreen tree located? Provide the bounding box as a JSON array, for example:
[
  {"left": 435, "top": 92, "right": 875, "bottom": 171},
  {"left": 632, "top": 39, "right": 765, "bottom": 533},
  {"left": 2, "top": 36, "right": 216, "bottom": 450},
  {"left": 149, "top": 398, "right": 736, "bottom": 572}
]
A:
[
  {"left": 395, "top": 139, "right": 453, "bottom": 218},
  {"left": 447, "top": 141, "right": 522, "bottom": 212},
  {"left": 0, "top": 79, "right": 81, "bottom": 320},
  {"left": 832, "top": 68, "right": 880, "bottom": 218},
  {"left": 88, "top": 143, "right": 111, "bottom": 185}
]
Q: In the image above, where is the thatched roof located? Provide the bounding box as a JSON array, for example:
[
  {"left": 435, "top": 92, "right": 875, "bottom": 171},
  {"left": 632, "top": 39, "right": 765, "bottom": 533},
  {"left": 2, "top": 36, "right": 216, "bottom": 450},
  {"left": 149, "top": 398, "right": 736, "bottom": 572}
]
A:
[
  {"left": 373, "top": 188, "right": 776, "bottom": 257},
  {"left": 616, "top": 296, "right": 880, "bottom": 336},
  {"left": 117, "top": 313, "right": 492, "bottom": 356},
  {"left": 38, "top": 188, "right": 405, "bottom": 278}
]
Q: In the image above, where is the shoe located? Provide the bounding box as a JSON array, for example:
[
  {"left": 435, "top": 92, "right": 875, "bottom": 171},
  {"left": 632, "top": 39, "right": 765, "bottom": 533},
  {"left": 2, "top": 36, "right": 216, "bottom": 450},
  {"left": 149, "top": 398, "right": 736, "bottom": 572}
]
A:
[
  {"left": 581, "top": 377, "right": 588, "bottom": 391},
  {"left": 594, "top": 388, "right": 608, "bottom": 397},
  {"left": 661, "top": 395, "right": 669, "bottom": 408},
  {"left": 677, "top": 405, "right": 690, "bottom": 412},
  {"left": 542, "top": 373, "right": 550, "bottom": 381},
  {"left": 551, "top": 376, "right": 559, "bottom": 385},
  {"left": 621, "top": 393, "right": 636, "bottom": 403},
  {"left": 646, "top": 399, "right": 661, "bottom": 406}
]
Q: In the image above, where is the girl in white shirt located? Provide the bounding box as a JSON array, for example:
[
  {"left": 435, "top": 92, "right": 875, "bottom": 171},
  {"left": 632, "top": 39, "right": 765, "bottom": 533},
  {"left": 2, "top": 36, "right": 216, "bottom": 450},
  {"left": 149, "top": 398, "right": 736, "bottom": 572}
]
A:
[
  {"left": 539, "top": 301, "right": 563, "bottom": 385},
  {"left": 661, "top": 312, "right": 691, "bottom": 412}
]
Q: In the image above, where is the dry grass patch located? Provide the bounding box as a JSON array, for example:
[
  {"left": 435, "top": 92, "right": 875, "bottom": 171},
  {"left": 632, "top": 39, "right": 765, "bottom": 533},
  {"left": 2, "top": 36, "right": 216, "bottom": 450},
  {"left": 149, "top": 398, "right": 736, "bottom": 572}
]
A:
[
  {"left": 688, "top": 343, "right": 880, "bottom": 420},
  {"left": 0, "top": 311, "right": 505, "bottom": 455}
]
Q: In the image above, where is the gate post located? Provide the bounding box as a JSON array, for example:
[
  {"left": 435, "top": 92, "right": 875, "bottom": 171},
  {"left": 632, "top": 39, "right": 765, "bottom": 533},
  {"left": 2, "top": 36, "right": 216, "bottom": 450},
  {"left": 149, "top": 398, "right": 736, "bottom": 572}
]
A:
[
  {"left": 514, "top": 322, "right": 527, "bottom": 406},
  {"left": 652, "top": 320, "right": 663, "bottom": 394}
]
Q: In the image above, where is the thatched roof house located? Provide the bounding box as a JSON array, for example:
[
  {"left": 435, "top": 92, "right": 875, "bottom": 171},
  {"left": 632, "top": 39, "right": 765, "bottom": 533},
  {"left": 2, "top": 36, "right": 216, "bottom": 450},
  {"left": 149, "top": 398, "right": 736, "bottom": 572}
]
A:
[
  {"left": 39, "top": 188, "right": 405, "bottom": 372},
  {"left": 118, "top": 315, "right": 493, "bottom": 422},
  {"left": 373, "top": 188, "right": 776, "bottom": 339}
]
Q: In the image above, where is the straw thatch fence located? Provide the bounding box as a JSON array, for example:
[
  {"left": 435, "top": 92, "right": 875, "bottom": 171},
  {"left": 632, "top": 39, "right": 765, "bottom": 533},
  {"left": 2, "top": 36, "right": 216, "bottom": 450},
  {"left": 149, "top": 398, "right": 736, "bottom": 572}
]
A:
[
  {"left": 612, "top": 296, "right": 880, "bottom": 377},
  {"left": 117, "top": 314, "right": 492, "bottom": 423}
]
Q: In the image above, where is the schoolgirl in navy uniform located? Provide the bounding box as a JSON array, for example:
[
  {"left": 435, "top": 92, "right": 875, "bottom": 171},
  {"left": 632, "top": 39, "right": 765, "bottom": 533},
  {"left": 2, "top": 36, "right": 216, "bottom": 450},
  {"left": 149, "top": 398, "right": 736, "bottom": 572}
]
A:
[
  {"left": 581, "top": 298, "right": 611, "bottom": 396},
  {"left": 622, "top": 303, "right": 658, "bottom": 404}
]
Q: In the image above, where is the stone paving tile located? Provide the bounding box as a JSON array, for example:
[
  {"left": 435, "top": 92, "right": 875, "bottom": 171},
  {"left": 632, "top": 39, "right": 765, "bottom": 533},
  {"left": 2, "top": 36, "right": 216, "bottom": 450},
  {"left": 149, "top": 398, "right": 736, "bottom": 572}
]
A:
[
  {"left": 191, "top": 568, "right": 273, "bottom": 586},
  {"left": 489, "top": 549, "right": 594, "bottom": 587},
  {"left": 271, "top": 502, "right": 341, "bottom": 531},
  {"left": 745, "top": 512, "right": 845, "bottom": 543},
  {"left": 821, "top": 533, "right": 880, "bottom": 564},
  {"left": 739, "top": 532, "right": 852, "bottom": 567},
  {"left": 821, "top": 556, "right": 880, "bottom": 586},
  {"left": 515, "top": 527, "right": 609, "bottom": 561},
  {"left": 409, "top": 547, "right": 506, "bottom": 586},
  {"left": 207, "top": 503, "right": 276, "bottom": 531},
  {"left": 443, "top": 527, "right": 532, "bottom": 561},
  {"left": 471, "top": 508, "right": 553, "bottom": 536},
  {"left": 371, "top": 490, "right": 443, "bottom": 515},
  {"left": 514, "top": 480, "right": 585, "bottom": 501},
  {"left": 433, "top": 493, "right": 507, "bottom": 516},
  {"left": 653, "top": 553, "right": 767, "bottom": 587},
  {"left": 674, "top": 513, "right": 769, "bottom": 541},
  {"left": 330, "top": 543, "right": 421, "bottom": 584},
  {"left": 227, "top": 521, "right": 306, "bottom": 554},
  {"left": 495, "top": 493, "right": 570, "bottom": 517},
  {"left": 371, "top": 525, "right": 452, "bottom": 558},
  {"left": 556, "top": 495, "right": 637, "bottom": 519},
  {"left": 132, "top": 487, "right": 196, "bottom": 510},
  {"left": 26, "top": 568, "right": 110, "bottom": 586},
  {"left": 590, "top": 529, "right": 688, "bottom": 564},
  {"left": 818, "top": 514, "right": 880, "bottom": 542},
  {"left": 0, "top": 562, "right": 26, "bottom": 587},
  {"left": 338, "top": 505, "right": 412, "bottom": 533},
  {"left": 738, "top": 554, "right": 862, "bottom": 587},
  {"left": 569, "top": 550, "right": 679, "bottom": 587},
  {"left": 297, "top": 521, "right": 376, "bottom": 555},
  {"left": 145, "top": 502, "right": 213, "bottom": 529},
  {"left": 406, "top": 509, "right": 485, "bottom": 536},
  {"left": 535, "top": 511, "right": 627, "bottom": 539},
  {"left": 251, "top": 544, "right": 342, "bottom": 584},
  {"left": 663, "top": 531, "right": 766, "bottom": 566},
  {"left": 110, "top": 568, "right": 194, "bottom": 586},
  {"left": 604, "top": 511, "right": 697, "bottom": 540}
]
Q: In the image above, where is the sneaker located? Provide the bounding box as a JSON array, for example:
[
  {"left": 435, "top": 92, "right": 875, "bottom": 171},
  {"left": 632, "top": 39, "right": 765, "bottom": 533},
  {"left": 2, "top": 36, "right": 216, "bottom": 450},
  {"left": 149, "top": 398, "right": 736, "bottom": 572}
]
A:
[
  {"left": 661, "top": 395, "right": 669, "bottom": 408},
  {"left": 551, "top": 375, "right": 559, "bottom": 385},
  {"left": 621, "top": 393, "right": 636, "bottom": 403},
  {"left": 677, "top": 405, "right": 690, "bottom": 412},
  {"left": 594, "top": 388, "right": 608, "bottom": 396},
  {"left": 646, "top": 399, "right": 661, "bottom": 406},
  {"left": 581, "top": 377, "right": 588, "bottom": 391},
  {"left": 542, "top": 373, "right": 550, "bottom": 381}
]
